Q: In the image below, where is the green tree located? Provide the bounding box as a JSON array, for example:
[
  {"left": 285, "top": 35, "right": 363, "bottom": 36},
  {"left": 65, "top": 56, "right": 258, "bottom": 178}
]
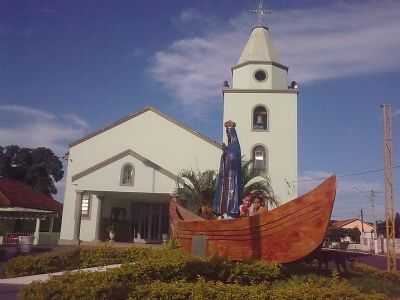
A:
[
  {"left": 326, "top": 226, "right": 361, "bottom": 243},
  {"left": 0, "top": 145, "right": 64, "bottom": 195},
  {"left": 377, "top": 213, "right": 400, "bottom": 238}
]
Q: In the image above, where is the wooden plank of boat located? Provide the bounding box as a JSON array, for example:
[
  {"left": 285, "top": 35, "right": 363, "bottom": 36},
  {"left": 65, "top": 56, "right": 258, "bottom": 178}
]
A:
[{"left": 170, "top": 176, "right": 336, "bottom": 263}]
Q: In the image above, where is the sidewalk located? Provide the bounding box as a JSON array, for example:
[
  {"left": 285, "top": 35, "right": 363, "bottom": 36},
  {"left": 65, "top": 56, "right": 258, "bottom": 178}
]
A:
[{"left": 0, "top": 263, "right": 123, "bottom": 285}]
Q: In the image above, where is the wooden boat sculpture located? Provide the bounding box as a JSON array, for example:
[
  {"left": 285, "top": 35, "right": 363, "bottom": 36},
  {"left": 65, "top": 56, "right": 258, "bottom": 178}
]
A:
[{"left": 170, "top": 176, "right": 336, "bottom": 263}]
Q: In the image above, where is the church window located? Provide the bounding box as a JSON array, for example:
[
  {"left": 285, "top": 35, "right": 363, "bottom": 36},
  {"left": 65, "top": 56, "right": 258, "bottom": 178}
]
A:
[
  {"left": 80, "top": 192, "right": 91, "bottom": 217},
  {"left": 254, "top": 69, "right": 267, "bottom": 82},
  {"left": 121, "top": 163, "right": 134, "bottom": 186},
  {"left": 252, "top": 145, "right": 267, "bottom": 175},
  {"left": 253, "top": 106, "right": 268, "bottom": 130}
]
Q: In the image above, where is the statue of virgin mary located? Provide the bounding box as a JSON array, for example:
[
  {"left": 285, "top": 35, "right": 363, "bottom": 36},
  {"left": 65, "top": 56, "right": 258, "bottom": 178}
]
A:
[{"left": 212, "top": 120, "right": 242, "bottom": 218}]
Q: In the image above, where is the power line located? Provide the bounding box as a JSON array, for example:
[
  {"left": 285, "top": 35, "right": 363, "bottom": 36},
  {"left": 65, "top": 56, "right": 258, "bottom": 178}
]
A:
[{"left": 295, "top": 164, "right": 400, "bottom": 184}]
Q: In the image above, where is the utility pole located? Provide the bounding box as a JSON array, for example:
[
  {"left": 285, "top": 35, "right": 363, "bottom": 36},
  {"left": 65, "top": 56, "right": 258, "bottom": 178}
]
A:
[
  {"left": 360, "top": 209, "right": 365, "bottom": 234},
  {"left": 370, "top": 190, "right": 378, "bottom": 238},
  {"left": 382, "top": 104, "right": 397, "bottom": 272}
]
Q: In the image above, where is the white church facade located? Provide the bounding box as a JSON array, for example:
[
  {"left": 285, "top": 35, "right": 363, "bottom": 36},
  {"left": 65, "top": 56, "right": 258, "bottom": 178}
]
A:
[{"left": 59, "top": 25, "right": 298, "bottom": 244}]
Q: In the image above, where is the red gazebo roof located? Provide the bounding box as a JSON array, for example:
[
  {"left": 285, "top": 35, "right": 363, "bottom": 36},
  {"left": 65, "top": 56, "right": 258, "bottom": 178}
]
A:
[{"left": 0, "top": 179, "right": 62, "bottom": 212}]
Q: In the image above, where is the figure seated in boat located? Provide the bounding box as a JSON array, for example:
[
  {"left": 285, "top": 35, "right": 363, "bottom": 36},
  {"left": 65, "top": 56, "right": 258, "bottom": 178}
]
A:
[
  {"left": 249, "top": 194, "right": 266, "bottom": 216},
  {"left": 239, "top": 195, "right": 251, "bottom": 217},
  {"left": 240, "top": 191, "right": 268, "bottom": 217}
]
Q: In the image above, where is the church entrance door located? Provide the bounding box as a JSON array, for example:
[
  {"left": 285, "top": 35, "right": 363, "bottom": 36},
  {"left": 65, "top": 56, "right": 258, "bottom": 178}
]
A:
[{"left": 131, "top": 202, "right": 169, "bottom": 243}]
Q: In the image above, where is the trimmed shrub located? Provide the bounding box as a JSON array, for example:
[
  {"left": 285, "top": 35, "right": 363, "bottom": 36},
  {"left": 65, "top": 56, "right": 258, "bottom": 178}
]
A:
[
  {"left": 2, "top": 246, "right": 182, "bottom": 278},
  {"left": 270, "top": 275, "right": 386, "bottom": 300},
  {"left": 130, "top": 277, "right": 386, "bottom": 300},
  {"left": 128, "top": 280, "right": 270, "bottom": 300},
  {"left": 19, "top": 254, "right": 282, "bottom": 299},
  {"left": 2, "top": 247, "right": 80, "bottom": 277},
  {"left": 19, "top": 255, "right": 389, "bottom": 300}
]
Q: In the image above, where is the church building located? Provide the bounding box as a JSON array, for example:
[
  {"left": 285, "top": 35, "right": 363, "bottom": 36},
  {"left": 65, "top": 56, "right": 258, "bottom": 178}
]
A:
[{"left": 59, "top": 23, "right": 298, "bottom": 244}]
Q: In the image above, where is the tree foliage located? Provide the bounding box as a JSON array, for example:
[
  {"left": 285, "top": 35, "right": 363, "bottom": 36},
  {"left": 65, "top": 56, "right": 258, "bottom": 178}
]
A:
[
  {"left": 0, "top": 145, "right": 64, "bottom": 195},
  {"left": 326, "top": 225, "right": 361, "bottom": 243},
  {"left": 174, "top": 170, "right": 217, "bottom": 213},
  {"left": 376, "top": 213, "right": 400, "bottom": 238}
]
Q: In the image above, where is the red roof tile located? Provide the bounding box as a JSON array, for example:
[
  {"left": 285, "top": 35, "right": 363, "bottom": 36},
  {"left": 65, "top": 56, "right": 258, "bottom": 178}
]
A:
[
  {"left": 331, "top": 218, "right": 359, "bottom": 228},
  {"left": 0, "top": 179, "right": 62, "bottom": 212}
]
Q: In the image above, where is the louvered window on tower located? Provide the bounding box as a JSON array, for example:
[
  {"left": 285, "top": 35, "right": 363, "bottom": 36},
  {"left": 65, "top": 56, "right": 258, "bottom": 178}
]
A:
[
  {"left": 81, "top": 192, "right": 91, "bottom": 217},
  {"left": 253, "top": 146, "right": 267, "bottom": 175},
  {"left": 253, "top": 106, "right": 268, "bottom": 130}
]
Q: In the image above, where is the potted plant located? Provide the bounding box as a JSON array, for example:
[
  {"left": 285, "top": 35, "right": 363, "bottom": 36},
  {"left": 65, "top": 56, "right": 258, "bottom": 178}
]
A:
[{"left": 107, "top": 224, "right": 116, "bottom": 242}]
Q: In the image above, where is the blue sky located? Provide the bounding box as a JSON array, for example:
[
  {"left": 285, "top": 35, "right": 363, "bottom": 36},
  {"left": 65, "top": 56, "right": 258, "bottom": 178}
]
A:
[{"left": 1, "top": 0, "right": 399, "bottom": 221}]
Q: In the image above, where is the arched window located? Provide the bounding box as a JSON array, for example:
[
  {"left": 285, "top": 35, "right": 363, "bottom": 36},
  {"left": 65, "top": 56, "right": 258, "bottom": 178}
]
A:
[
  {"left": 253, "top": 106, "right": 268, "bottom": 130},
  {"left": 120, "top": 163, "right": 134, "bottom": 186},
  {"left": 252, "top": 145, "right": 267, "bottom": 175}
]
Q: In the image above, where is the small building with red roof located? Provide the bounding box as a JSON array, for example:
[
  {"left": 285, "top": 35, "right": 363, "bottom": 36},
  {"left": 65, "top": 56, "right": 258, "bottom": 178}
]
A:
[{"left": 0, "top": 179, "right": 62, "bottom": 246}]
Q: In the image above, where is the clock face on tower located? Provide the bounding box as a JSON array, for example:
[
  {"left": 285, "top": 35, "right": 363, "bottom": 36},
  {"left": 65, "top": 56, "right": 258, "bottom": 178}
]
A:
[{"left": 254, "top": 69, "right": 268, "bottom": 82}]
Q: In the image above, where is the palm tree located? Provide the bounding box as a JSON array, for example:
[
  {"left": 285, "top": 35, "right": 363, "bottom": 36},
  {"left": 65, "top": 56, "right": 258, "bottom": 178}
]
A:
[
  {"left": 174, "top": 170, "right": 216, "bottom": 215},
  {"left": 241, "top": 160, "right": 279, "bottom": 210}
]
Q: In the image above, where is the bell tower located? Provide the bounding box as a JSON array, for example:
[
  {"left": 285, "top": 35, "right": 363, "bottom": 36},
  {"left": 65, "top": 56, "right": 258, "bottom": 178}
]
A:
[{"left": 223, "top": 17, "right": 298, "bottom": 203}]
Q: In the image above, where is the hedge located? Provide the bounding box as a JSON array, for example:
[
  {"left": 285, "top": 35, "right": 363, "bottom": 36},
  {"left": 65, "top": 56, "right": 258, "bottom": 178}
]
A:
[
  {"left": 2, "top": 246, "right": 170, "bottom": 278},
  {"left": 21, "top": 273, "right": 387, "bottom": 300},
  {"left": 128, "top": 278, "right": 387, "bottom": 300},
  {"left": 20, "top": 254, "right": 282, "bottom": 300}
]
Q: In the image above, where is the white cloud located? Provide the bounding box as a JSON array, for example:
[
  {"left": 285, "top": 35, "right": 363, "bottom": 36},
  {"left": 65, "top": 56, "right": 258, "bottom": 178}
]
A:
[
  {"left": 178, "top": 8, "right": 202, "bottom": 23},
  {"left": 0, "top": 105, "right": 56, "bottom": 120},
  {"left": 394, "top": 109, "right": 400, "bottom": 118},
  {"left": 54, "top": 177, "right": 66, "bottom": 202},
  {"left": 63, "top": 113, "right": 89, "bottom": 129},
  {"left": 0, "top": 105, "right": 89, "bottom": 201},
  {"left": 150, "top": 1, "right": 400, "bottom": 111},
  {"left": 0, "top": 105, "right": 89, "bottom": 155}
]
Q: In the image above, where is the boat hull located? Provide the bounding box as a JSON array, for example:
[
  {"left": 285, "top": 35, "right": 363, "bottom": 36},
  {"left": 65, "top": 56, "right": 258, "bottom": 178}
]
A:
[{"left": 170, "top": 176, "right": 336, "bottom": 263}]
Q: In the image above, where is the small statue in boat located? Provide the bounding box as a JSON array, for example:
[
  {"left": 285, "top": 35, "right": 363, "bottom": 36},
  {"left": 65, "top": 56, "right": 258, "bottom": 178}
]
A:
[
  {"left": 213, "top": 120, "right": 242, "bottom": 219},
  {"left": 240, "top": 191, "right": 267, "bottom": 217},
  {"left": 239, "top": 195, "right": 251, "bottom": 217}
]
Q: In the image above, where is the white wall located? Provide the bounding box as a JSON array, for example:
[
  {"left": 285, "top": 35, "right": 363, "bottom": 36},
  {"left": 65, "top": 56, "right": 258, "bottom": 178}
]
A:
[
  {"left": 79, "top": 194, "right": 101, "bottom": 241},
  {"left": 223, "top": 91, "right": 298, "bottom": 204},
  {"left": 232, "top": 64, "right": 288, "bottom": 90},
  {"left": 60, "top": 109, "right": 221, "bottom": 242},
  {"left": 74, "top": 154, "right": 175, "bottom": 193}
]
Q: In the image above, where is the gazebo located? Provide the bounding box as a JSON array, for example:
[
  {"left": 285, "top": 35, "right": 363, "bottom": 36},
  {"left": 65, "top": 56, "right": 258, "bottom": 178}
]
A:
[{"left": 0, "top": 179, "right": 62, "bottom": 246}]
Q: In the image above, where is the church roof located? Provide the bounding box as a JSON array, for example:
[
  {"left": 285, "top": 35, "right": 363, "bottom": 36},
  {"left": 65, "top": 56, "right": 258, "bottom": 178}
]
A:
[
  {"left": 69, "top": 106, "right": 221, "bottom": 149},
  {"left": 235, "top": 26, "right": 285, "bottom": 69}
]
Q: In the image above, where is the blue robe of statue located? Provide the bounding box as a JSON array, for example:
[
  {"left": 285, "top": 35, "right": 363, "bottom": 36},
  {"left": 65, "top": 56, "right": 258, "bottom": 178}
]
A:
[{"left": 213, "top": 126, "right": 242, "bottom": 218}]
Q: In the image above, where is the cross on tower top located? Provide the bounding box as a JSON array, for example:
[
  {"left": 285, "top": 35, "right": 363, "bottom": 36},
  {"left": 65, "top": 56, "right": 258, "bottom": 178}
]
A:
[{"left": 249, "top": 0, "right": 272, "bottom": 26}]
